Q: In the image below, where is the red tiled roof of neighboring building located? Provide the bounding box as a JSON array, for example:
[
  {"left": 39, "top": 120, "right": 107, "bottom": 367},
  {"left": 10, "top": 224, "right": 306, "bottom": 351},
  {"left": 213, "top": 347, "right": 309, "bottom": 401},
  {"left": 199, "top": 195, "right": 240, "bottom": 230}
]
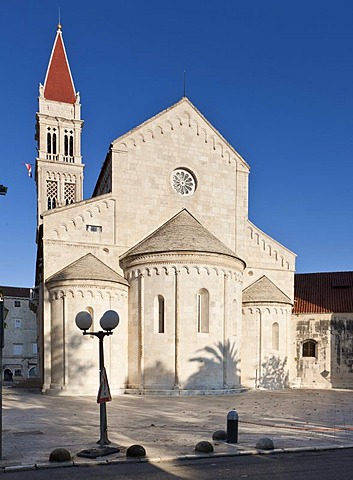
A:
[
  {"left": 1, "top": 287, "right": 31, "bottom": 298},
  {"left": 294, "top": 272, "right": 353, "bottom": 314},
  {"left": 43, "top": 26, "right": 76, "bottom": 104}
]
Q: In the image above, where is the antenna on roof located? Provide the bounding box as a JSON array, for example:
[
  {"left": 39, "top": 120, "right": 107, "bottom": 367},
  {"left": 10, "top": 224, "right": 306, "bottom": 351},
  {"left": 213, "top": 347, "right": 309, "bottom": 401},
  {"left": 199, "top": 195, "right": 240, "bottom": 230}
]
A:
[
  {"left": 183, "top": 70, "right": 186, "bottom": 98},
  {"left": 58, "top": 5, "right": 62, "bottom": 30}
]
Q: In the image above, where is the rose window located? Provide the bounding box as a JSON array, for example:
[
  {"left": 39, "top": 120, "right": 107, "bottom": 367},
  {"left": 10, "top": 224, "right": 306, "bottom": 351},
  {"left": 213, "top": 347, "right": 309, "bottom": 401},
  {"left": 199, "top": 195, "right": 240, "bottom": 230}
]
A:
[{"left": 171, "top": 169, "right": 196, "bottom": 196}]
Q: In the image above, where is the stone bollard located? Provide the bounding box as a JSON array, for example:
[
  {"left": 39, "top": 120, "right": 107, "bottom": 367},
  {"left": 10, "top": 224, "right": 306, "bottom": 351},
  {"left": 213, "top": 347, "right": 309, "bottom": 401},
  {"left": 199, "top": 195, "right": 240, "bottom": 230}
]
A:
[{"left": 227, "top": 410, "right": 238, "bottom": 444}]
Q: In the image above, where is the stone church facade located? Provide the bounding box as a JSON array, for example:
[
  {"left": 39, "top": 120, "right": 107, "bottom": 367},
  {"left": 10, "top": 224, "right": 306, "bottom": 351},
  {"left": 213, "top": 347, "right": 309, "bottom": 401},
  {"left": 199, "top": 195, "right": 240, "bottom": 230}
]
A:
[{"left": 32, "top": 26, "right": 353, "bottom": 395}]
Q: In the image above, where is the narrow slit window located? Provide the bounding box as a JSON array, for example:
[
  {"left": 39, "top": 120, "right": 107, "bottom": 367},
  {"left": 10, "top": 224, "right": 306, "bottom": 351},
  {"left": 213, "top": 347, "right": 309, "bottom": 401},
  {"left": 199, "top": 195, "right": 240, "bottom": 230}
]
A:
[
  {"left": 64, "top": 134, "right": 68, "bottom": 156},
  {"left": 158, "top": 295, "right": 165, "bottom": 333},
  {"left": 47, "top": 131, "right": 52, "bottom": 153},
  {"left": 69, "top": 135, "right": 74, "bottom": 157},
  {"left": 52, "top": 132, "right": 57, "bottom": 154},
  {"left": 272, "top": 322, "right": 279, "bottom": 350},
  {"left": 197, "top": 288, "right": 209, "bottom": 333}
]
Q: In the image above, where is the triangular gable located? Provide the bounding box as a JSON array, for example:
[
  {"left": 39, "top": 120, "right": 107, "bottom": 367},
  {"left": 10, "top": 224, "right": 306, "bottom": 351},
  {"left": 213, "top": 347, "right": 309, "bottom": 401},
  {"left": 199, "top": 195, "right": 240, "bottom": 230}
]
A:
[
  {"left": 111, "top": 97, "right": 249, "bottom": 170},
  {"left": 120, "top": 208, "right": 244, "bottom": 263},
  {"left": 46, "top": 253, "right": 128, "bottom": 285},
  {"left": 243, "top": 275, "right": 292, "bottom": 305}
]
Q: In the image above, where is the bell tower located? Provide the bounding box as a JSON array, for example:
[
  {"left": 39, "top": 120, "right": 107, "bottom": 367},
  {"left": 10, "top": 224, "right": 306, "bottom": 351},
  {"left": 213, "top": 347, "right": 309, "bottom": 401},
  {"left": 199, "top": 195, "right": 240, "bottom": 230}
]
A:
[{"left": 35, "top": 24, "right": 84, "bottom": 227}]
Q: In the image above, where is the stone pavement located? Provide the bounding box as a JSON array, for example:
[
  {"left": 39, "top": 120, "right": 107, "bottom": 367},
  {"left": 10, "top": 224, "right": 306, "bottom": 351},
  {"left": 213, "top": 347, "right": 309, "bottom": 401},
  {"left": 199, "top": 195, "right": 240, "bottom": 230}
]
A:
[{"left": 1, "top": 387, "right": 353, "bottom": 472}]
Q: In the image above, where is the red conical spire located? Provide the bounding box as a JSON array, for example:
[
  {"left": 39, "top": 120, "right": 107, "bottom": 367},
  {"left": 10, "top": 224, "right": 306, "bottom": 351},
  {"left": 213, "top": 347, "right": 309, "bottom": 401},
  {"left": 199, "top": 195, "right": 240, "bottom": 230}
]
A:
[{"left": 43, "top": 25, "right": 76, "bottom": 104}]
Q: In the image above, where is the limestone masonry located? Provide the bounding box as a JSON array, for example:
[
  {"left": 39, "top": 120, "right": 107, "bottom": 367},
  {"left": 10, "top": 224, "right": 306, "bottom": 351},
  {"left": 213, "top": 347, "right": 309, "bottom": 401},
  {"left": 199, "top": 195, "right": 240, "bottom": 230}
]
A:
[{"left": 29, "top": 25, "right": 353, "bottom": 395}]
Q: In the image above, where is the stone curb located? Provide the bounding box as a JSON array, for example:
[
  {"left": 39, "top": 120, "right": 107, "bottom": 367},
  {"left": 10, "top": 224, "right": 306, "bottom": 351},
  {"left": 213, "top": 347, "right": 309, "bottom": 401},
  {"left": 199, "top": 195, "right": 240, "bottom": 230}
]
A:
[{"left": 2, "top": 443, "right": 353, "bottom": 473}]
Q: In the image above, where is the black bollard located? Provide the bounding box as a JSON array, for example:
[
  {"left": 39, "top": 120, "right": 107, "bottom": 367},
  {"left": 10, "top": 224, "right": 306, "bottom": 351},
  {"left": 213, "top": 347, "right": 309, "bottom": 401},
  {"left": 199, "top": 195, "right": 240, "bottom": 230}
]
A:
[{"left": 227, "top": 410, "right": 238, "bottom": 443}]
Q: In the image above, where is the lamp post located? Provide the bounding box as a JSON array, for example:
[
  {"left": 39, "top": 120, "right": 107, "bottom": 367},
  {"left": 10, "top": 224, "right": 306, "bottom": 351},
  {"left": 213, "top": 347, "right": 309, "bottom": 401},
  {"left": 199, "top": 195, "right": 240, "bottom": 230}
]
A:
[{"left": 75, "top": 310, "right": 119, "bottom": 448}]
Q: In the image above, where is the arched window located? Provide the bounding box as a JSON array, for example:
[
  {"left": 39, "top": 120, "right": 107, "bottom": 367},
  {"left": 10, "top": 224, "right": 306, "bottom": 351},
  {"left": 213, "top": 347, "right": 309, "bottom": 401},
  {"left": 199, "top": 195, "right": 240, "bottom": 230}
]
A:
[
  {"left": 303, "top": 340, "right": 317, "bottom": 358},
  {"left": 272, "top": 322, "right": 279, "bottom": 350},
  {"left": 64, "top": 133, "right": 69, "bottom": 156},
  {"left": 46, "top": 180, "right": 58, "bottom": 210},
  {"left": 69, "top": 131, "right": 74, "bottom": 157},
  {"left": 28, "top": 367, "right": 38, "bottom": 378},
  {"left": 47, "top": 128, "right": 57, "bottom": 157},
  {"left": 158, "top": 295, "right": 165, "bottom": 333},
  {"left": 52, "top": 131, "right": 57, "bottom": 154},
  {"left": 197, "top": 288, "right": 209, "bottom": 333},
  {"left": 47, "top": 130, "right": 52, "bottom": 153},
  {"left": 232, "top": 299, "right": 237, "bottom": 336}
]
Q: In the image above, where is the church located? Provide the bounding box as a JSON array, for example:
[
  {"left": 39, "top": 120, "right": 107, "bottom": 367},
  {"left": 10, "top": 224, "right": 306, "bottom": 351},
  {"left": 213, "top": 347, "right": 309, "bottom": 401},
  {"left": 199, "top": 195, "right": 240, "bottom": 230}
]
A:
[{"left": 32, "top": 26, "right": 353, "bottom": 395}]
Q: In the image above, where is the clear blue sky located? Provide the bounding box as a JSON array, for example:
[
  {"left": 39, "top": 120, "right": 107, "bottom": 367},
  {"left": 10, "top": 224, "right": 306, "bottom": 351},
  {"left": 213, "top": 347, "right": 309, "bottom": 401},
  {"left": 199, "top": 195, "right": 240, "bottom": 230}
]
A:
[{"left": 1, "top": 0, "right": 353, "bottom": 287}]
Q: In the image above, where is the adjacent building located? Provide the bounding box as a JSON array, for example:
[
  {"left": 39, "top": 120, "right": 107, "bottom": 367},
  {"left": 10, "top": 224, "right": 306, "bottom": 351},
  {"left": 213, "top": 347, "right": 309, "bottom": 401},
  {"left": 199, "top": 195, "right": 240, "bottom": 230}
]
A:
[{"left": 1, "top": 287, "right": 38, "bottom": 383}]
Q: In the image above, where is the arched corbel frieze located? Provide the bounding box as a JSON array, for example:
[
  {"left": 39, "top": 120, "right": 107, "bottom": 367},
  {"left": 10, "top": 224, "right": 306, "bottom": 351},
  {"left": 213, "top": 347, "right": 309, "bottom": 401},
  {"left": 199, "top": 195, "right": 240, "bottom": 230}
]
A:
[
  {"left": 165, "top": 120, "right": 174, "bottom": 131},
  {"left": 191, "top": 120, "right": 199, "bottom": 135},
  {"left": 183, "top": 111, "right": 191, "bottom": 127}
]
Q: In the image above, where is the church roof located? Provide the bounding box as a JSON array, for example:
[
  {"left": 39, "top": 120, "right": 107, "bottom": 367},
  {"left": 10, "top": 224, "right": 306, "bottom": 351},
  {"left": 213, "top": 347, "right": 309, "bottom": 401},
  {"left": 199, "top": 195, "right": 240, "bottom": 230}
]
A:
[
  {"left": 46, "top": 253, "right": 129, "bottom": 285},
  {"left": 120, "top": 209, "right": 244, "bottom": 262},
  {"left": 43, "top": 25, "right": 76, "bottom": 104},
  {"left": 294, "top": 271, "right": 353, "bottom": 314},
  {"left": 243, "top": 275, "right": 292, "bottom": 305}
]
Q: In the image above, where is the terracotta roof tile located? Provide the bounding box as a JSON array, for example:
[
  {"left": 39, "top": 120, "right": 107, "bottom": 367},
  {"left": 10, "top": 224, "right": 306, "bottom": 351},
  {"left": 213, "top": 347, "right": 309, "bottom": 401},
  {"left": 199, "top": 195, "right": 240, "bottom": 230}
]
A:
[
  {"left": 294, "top": 272, "right": 353, "bottom": 314},
  {"left": 0, "top": 287, "right": 31, "bottom": 298},
  {"left": 43, "top": 27, "right": 76, "bottom": 104}
]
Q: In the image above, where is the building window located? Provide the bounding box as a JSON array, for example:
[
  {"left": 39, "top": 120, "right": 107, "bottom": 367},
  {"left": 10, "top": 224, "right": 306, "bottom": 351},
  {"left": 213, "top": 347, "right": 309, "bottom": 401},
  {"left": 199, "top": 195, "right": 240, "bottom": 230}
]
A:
[
  {"left": 171, "top": 168, "right": 197, "bottom": 196},
  {"left": 69, "top": 133, "right": 74, "bottom": 157},
  {"left": 302, "top": 340, "right": 317, "bottom": 358},
  {"left": 64, "top": 183, "right": 75, "bottom": 205},
  {"left": 47, "top": 130, "right": 51, "bottom": 153},
  {"left": 197, "top": 288, "right": 209, "bottom": 333},
  {"left": 64, "top": 129, "right": 74, "bottom": 159},
  {"left": 47, "top": 180, "right": 58, "bottom": 209},
  {"left": 14, "top": 300, "right": 21, "bottom": 307},
  {"left": 86, "top": 225, "right": 102, "bottom": 233},
  {"left": 13, "top": 344, "right": 23, "bottom": 356},
  {"left": 32, "top": 343, "right": 38, "bottom": 354},
  {"left": 272, "top": 322, "right": 279, "bottom": 350},
  {"left": 47, "top": 128, "right": 57, "bottom": 157},
  {"left": 28, "top": 367, "right": 38, "bottom": 378},
  {"left": 14, "top": 369, "right": 22, "bottom": 377},
  {"left": 14, "top": 319, "right": 22, "bottom": 329},
  {"left": 157, "top": 295, "right": 165, "bottom": 333},
  {"left": 232, "top": 299, "right": 237, "bottom": 336}
]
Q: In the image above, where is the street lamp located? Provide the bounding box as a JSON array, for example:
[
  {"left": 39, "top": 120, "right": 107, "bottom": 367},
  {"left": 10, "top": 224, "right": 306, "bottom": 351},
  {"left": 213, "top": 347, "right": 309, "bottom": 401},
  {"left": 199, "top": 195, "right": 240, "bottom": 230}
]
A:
[
  {"left": 75, "top": 310, "right": 119, "bottom": 450},
  {"left": 0, "top": 185, "right": 7, "bottom": 196}
]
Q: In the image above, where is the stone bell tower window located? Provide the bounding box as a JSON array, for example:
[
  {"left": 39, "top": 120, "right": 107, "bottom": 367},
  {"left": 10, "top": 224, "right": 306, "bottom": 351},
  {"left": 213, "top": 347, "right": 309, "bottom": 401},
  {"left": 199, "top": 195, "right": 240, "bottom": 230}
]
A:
[
  {"left": 47, "top": 180, "right": 58, "bottom": 209},
  {"left": 64, "top": 130, "right": 74, "bottom": 162},
  {"left": 64, "top": 183, "right": 75, "bottom": 205},
  {"left": 47, "top": 128, "right": 57, "bottom": 160}
]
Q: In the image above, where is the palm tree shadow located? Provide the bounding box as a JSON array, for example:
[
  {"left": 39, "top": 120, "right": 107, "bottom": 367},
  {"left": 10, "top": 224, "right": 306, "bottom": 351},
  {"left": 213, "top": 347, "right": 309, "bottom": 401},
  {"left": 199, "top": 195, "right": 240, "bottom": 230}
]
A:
[
  {"left": 259, "top": 356, "right": 289, "bottom": 389},
  {"left": 185, "top": 340, "right": 240, "bottom": 390}
]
